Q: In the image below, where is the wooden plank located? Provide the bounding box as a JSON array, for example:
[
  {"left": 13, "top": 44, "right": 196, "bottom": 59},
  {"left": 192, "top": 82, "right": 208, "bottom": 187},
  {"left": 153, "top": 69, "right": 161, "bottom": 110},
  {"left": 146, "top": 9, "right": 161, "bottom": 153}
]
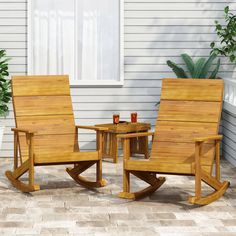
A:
[
  {"left": 95, "top": 122, "right": 151, "bottom": 133},
  {"left": 35, "top": 151, "right": 99, "bottom": 164},
  {"left": 17, "top": 115, "right": 75, "bottom": 135},
  {"left": 12, "top": 75, "right": 71, "bottom": 96},
  {"left": 126, "top": 159, "right": 193, "bottom": 174},
  {"left": 150, "top": 141, "right": 215, "bottom": 166},
  {"left": 158, "top": 100, "right": 221, "bottom": 123},
  {"left": 161, "top": 79, "right": 223, "bottom": 102},
  {"left": 19, "top": 134, "right": 77, "bottom": 162},
  {"left": 13, "top": 96, "right": 73, "bottom": 117},
  {"left": 155, "top": 121, "right": 218, "bottom": 143}
]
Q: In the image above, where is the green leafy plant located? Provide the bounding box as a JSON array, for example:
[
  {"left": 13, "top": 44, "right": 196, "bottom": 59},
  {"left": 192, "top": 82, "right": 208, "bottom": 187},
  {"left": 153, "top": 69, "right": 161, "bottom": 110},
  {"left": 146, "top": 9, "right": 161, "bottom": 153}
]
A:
[
  {"left": 167, "top": 53, "right": 220, "bottom": 79},
  {"left": 0, "top": 49, "right": 11, "bottom": 117},
  {"left": 210, "top": 6, "right": 236, "bottom": 63}
]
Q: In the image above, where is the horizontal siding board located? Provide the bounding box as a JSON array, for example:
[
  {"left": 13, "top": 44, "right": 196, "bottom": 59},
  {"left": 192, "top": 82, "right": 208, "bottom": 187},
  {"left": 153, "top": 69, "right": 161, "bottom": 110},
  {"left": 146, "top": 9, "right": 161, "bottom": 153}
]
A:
[
  {"left": 125, "top": 0, "right": 234, "bottom": 2},
  {"left": 0, "top": 11, "right": 26, "bottom": 18},
  {"left": 125, "top": 41, "right": 219, "bottom": 49},
  {"left": 125, "top": 33, "right": 217, "bottom": 41},
  {"left": 0, "top": 2, "right": 26, "bottom": 10},
  {"left": 125, "top": 57, "right": 233, "bottom": 65},
  {"left": 0, "top": 0, "right": 26, "bottom": 2},
  {"left": 0, "top": 34, "right": 26, "bottom": 41},
  {"left": 125, "top": 26, "right": 217, "bottom": 34},
  {"left": 70, "top": 88, "right": 161, "bottom": 96},
  {"left": 125, "top": 48, "right": 212, "bottom": 56},
  {"left": 0, "top": 18, "right": 26, "bottom": 25},
  {"left": 5, "top": 49, "right": 26, "bottom": 57},
  {"left": 124, "top": 64, "right": 234, "bottom": 72},
  {"left": 0, "top": 42, "right": 26, "bottom": 48},
  {"left": 125, "top": 11, "right": 225, "bottom": 18},
  {"left": 124, "top": 2, "right": 236, "bottom": 11},
  {"left": 0, "top": 26, "right": 26, "bottom": 33},
  {"left": 125, "top": 18, "right": 225, "bottom": 26}
]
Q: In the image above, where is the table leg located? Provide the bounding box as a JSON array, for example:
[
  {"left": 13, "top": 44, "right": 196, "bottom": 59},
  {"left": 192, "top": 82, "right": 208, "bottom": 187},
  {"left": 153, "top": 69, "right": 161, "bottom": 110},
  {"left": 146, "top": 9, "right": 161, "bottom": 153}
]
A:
[
  {"left": 112, "top": 134, "right": 118, "bottom": 163},
  {"left": 102, "top": 132, "right": 108, "bottom": 158}
]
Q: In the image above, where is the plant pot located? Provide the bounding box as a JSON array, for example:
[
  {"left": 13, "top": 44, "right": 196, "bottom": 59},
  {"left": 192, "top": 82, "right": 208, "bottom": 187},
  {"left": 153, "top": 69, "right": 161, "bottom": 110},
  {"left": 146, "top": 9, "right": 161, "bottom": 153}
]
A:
[{"left": 0, "top": 126, "right": 5, "bottom": 150}]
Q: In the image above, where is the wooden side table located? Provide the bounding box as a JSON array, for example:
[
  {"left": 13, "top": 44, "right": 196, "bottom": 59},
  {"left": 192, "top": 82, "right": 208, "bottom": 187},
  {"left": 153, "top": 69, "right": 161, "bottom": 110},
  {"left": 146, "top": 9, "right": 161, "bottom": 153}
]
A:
[{"left": 95, "top": 122, "right": 151, "bottom": 163}]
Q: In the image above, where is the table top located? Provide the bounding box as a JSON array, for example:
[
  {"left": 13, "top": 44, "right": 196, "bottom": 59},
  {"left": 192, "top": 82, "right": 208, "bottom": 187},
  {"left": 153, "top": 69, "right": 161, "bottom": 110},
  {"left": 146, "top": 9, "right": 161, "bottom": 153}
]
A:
[{"left": 95, "top": 122, "right": 151, "bottom": 134}]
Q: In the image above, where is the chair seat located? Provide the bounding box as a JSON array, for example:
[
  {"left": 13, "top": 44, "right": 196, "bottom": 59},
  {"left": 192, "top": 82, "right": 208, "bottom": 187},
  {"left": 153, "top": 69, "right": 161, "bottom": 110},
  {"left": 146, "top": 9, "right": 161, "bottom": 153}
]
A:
[
  {"left": 35, "top": 151, "right": 99, "bottom": 165},
  {"left": 126, "top": 156, "right": 212, "bottom": 175}
]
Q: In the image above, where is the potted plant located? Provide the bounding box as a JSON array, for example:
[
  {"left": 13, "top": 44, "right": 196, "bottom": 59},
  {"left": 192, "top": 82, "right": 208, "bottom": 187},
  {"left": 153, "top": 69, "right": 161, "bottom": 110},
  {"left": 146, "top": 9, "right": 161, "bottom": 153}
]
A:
[
  {"left": 0, "top": 49, "right": 11, "bottom": 149},
  {"left": 210, "top": 6, "right": 236, "bottom": 78},
  {"left": 166, "top": 53, "right": 220, "bottom": 79}
]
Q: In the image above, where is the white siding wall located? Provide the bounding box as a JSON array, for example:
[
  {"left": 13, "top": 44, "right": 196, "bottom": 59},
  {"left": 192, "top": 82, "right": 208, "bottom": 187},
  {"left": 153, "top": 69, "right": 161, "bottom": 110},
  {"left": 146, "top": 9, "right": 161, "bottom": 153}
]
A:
[{"left": 0, "top": 0, "right": 235, "bottom": 157}]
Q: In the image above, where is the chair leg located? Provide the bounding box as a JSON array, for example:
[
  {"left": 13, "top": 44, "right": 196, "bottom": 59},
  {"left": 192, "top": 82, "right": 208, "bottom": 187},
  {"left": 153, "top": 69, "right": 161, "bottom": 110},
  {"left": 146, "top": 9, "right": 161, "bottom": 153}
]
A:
[
  {"left": 96, "top": 159, "right": 107, "bottom": 187},
  {"left": 123, "top": 169, "right": 130, "bottom": 193}
]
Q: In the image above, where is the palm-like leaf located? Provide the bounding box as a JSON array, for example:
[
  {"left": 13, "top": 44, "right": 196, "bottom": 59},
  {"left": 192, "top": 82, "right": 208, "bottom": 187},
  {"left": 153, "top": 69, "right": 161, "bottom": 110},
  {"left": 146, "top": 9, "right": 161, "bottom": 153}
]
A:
[
  {"left": 166, "top": 60, "right": 188, "bottom": 78},
  {"left": 193, "top": 58, "right": 206, "bottom": 78},
  {"left": 181, "top": 53, "right": 195, "bottom": 76},
  {"left": 200, "top": 53, "right": 218, "bottom": 78}
]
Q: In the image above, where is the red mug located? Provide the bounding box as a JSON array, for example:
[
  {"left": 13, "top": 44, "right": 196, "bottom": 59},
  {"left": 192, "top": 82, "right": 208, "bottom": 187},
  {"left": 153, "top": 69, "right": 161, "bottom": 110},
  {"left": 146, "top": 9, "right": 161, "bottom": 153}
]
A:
[
  {"left": 131, "top": 112, "right": 137, "bottom": 123},
  {"left": 113, "top": 113, "right": 120, "bottom": 124}
]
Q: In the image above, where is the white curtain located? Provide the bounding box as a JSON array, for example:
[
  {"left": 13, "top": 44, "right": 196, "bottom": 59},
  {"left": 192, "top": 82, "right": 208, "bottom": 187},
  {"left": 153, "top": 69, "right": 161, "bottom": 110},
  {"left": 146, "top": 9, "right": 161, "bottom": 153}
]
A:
[
  {"left": 33, "top": 0, "right": 75, "bottom": 79},
  {"left": 31, "top": 0, "right": 119, "bottom": 82}
]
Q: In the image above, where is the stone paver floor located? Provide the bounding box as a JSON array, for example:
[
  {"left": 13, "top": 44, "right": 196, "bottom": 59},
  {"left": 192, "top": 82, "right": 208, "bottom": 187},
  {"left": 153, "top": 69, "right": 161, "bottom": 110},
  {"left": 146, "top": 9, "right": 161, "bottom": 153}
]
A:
[{"left": 0, "top": 158, "right": 236, "bottom": 236}]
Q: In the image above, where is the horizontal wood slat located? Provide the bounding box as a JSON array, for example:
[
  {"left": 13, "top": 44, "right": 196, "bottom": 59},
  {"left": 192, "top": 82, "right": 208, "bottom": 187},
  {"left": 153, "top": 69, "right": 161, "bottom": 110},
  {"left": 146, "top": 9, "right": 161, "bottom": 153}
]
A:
[
  {"left": 12, "top": 75, "right": 71, "bottom": 96},
  {"left": 161, "top": 78, "right": 223, "bottom": 102},
  {"left": 158, "top": 100, "right": 221, "bottom": 123},
  {"left": 155, "top": 121, "right": 218, "bottom": 143},
  {"left": 17, "top": 115, "right": 75, "bottom": 135},
  {"left": 19, "top": 134, "right": 77, "bottom": 162},
  {"left": 35, "top": 151, "right": 99, "bottom": 164},
  {"left": 126, "top": 159, "right": 212, "bottom": 175},
  {"left": 150, "top": 141, "right": 215, "bottom": 167},
  {"left": 13, "top": 96, "right": 73, "bottom": 117}
]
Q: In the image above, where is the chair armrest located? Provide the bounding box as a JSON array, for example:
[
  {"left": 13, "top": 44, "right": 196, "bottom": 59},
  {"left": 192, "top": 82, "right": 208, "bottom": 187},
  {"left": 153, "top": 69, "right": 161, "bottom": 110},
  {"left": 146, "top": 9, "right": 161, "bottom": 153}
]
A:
[
  {"left": 76, "top": 125, "right": 108, "bottom": 131},
  {"left": 12, "top": 128, "right": 35, "bottom": 135},
  {"left": 117, "top": 132, "right": 155, "bottom": 139},
  {"left": 194, "top": 135, "right": 222, "bottom": 143}
]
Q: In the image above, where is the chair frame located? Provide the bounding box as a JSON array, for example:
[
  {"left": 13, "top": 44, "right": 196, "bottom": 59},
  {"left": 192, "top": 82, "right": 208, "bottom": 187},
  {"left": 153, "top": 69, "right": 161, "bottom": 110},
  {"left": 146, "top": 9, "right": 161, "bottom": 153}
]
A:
[
  {"left": 118, "top": 132, "right": 230, "bottom": 205},
  {"left": 6, "top": 125, "right": 108, "bottom": 192}
]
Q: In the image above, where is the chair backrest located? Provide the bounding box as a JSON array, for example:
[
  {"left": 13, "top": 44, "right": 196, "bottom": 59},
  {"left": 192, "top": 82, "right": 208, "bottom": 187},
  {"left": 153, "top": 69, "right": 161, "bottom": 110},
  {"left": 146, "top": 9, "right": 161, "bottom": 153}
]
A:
[
  {"left": 151, "top": 78, "right": 223, "bottom": 167},
  {"left": 12, "top": 75, "right": 77, "bottom": 161}
]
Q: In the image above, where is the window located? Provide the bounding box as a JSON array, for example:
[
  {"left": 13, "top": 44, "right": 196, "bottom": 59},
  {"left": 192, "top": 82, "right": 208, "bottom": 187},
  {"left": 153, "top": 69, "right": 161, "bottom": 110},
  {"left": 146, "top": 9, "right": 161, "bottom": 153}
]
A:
[{"left": 28, "top": 0, "right": 124, "bottom": 86}]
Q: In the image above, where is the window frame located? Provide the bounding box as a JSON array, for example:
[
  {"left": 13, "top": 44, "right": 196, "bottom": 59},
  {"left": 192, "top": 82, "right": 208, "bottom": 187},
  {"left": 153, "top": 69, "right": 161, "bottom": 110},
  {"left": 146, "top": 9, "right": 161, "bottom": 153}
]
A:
[{"left": 27, "top": 0, "right": 124, "bottom": 87}]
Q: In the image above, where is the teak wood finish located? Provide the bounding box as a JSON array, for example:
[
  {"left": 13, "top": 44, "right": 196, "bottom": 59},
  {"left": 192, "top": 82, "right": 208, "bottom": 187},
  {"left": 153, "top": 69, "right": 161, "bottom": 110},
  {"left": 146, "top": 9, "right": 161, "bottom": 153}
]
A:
[
  {"left": 118, "top": 78, "right": 230, "bottom": 205},
  {"left": 95, "top": 122, "right": 151, "bottom": 163},
  {"left": 6, "top": 75, "right": 107, "bottom": 192}
]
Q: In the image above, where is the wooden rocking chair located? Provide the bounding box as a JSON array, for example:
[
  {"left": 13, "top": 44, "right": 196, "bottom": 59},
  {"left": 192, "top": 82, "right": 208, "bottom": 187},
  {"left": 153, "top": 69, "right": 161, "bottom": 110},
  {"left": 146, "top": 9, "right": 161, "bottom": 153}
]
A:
[
  {"left": 118, "top": 78, "right": 229, "bottom": 205},
  {"left": 6, "top": 75, "right": 107, "bottom": 192}
]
